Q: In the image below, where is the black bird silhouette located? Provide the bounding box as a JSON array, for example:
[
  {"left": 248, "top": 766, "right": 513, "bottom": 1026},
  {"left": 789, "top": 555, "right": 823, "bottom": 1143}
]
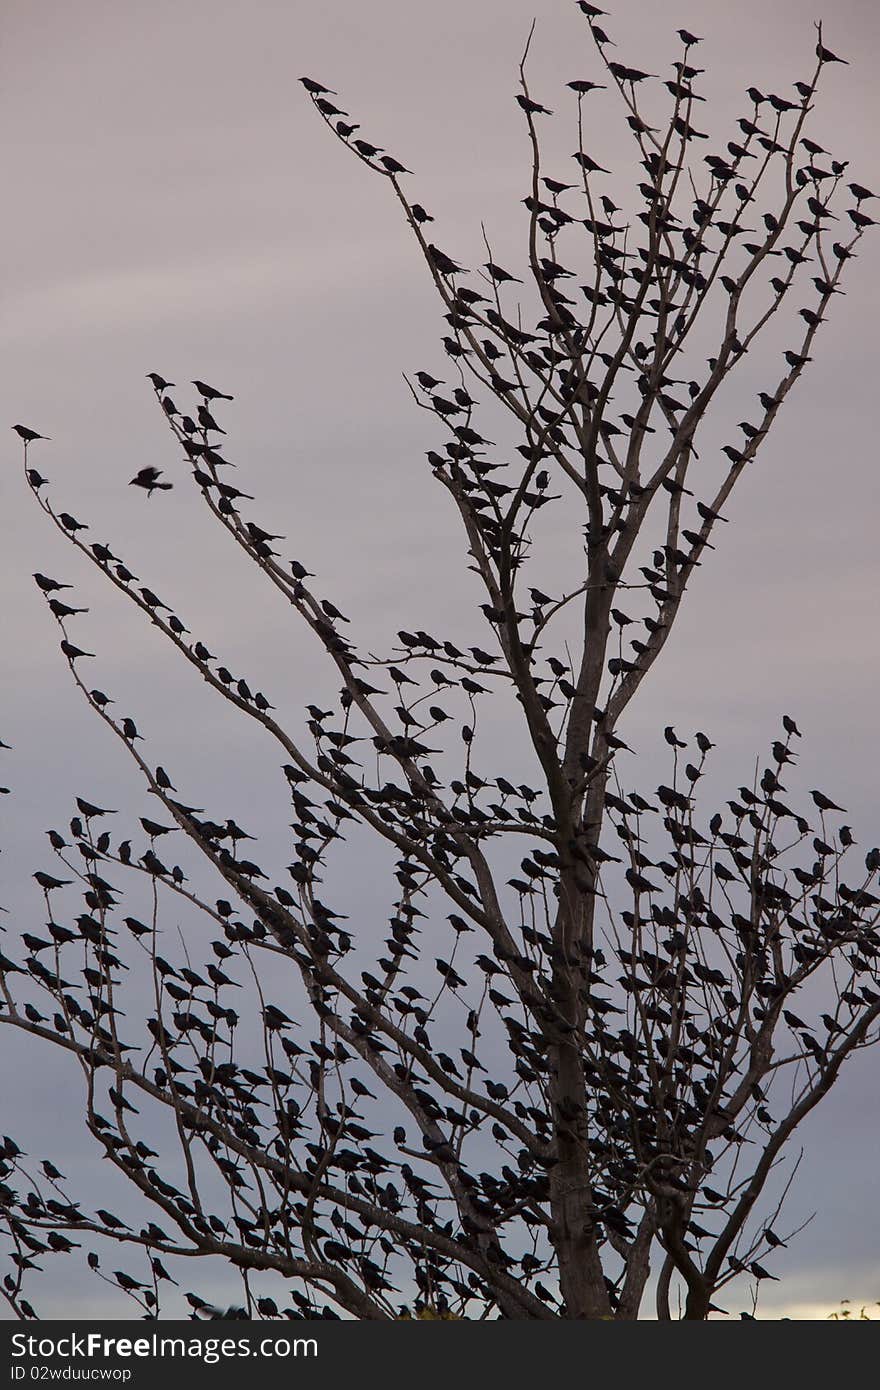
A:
[
  {"left": 811, "top": 789, "right": 845, "bottom": 813},
  {"left": 197, "top": 404, "right": 225, "bottom": 434},
  {"left": 146, "top": 373, "right": 174, "bottom": 392},
  {"left": 380, "top": 155, "right": 411, "bottom": 175},
  {"left": 13, "top": 425, "right": 49, "bottom": 443},
  {"left": 33, "top": 872, "right": 71, "bottom": 892},
  {"left": 33, "top": 573, "right": 71, "bottom": 593},
  {"left": 192, "top": 380, "right": 233, "bottom": 402},
  {"left": 300, "top": 77, "right": 336, "bottom": 96},
  {"left": 573, "top": 151, "right": 610, "bottom": 174},
  {"left": 516, "top": 95, "right": 553, "bottom": 116},
  {"left": 48, "top": 599, "right": 88, "bottom": 619},
  {"left": 484, "top": 262, "right": 522, "bottom": 284},
  {"left": 76, "top": 798, "right": 115, "bottom": 819},
  {"left": 130, "top": 466, "right": 172, "bottom": 496},
  {"left": 816, "top": 42, "right": 848, "bottom": 64},
  {"left": 60, "top": 641, "right": 94, "bottom": 661},
  {"left": 427, "top": 244, "right": 465, "bottom": 277}
]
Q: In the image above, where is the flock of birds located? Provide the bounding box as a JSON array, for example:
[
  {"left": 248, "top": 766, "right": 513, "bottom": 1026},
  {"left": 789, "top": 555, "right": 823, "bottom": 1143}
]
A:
[{"left": 3, "top": 3, "right": 878, "bottom": 1320}]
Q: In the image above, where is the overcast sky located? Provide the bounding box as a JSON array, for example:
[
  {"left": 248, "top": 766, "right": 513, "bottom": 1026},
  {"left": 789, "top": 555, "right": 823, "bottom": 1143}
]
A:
[{"left": 2, "top": 0, "right": 879, "bottom": 1319}]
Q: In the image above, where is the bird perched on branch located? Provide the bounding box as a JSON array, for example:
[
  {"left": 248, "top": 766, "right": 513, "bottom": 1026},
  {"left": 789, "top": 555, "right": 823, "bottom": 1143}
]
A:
[
  {"left": 300, "top": 77, "right": 336, "bottom": 96},
  {"left": 33, "top": 573, "right": 71, "bottom": 593},
  {"left": 516, "top": 95, "right": 553, "bottom": 116},
  {"left": 192, "top": 380, "right": 233, "bottom": 402},
  {"left": 816, "top": 41, "right": 847, "bottom": 64},
  {"left": 573, "top": 151, "right": 610, "bottom": 175},
  {"left": 13, "top": 425, "right": 49, "bottom": 443}
]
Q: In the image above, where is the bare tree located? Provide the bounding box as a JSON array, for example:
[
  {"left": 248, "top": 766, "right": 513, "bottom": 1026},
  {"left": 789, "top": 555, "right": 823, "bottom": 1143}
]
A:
[{"left": 2, "top": 9, "right": 878, "bottom": 1321}]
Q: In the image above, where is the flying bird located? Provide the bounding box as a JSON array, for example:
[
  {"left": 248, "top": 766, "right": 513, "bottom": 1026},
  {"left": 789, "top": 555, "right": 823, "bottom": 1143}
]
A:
[{"left": 130, "top": 467, "right": 172, "bottom": 497}]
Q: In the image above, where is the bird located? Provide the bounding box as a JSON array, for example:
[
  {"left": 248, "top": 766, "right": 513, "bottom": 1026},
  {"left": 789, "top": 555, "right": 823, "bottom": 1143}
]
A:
[
  {"left": 771, "top": 741, "right": 796, "bottom": 766},
  {"left": 848, "top": 208, "right": 876, "bottom": 229},
  {"left": 572, "top": 151, "right": 610, "bottom": 174},
  {"left": 33, "top": 573, "right": 72, "bottom": 593},
  {"left": 130, "top": 466, "right": 172, "bottom": 496},
  {"left": 33, "top": 871, "right": 72, "bottom": 892},
  {"left": 696, "top": 502, "right": 727, "bottom": 524},
  {"left": 13, "top": 425, "right": 49, "bottom": 443},
  {"left": 379, "top": 155, "right": 411, "bottom": 175},
  {"left": 811, "top": 790, "right": 845, "bottom": 813},
  {"left": 192, "top": 380, "right": 233, "bottom": 402},
  {"left": 60, "top": 641, "right": 94, "bottom": 661},
  {"left": 516, "top": 95, "right": 552, "bottom": 116},
  {"left": 300, "top": 78, "right": 336, "bottom": 96},
  {"left": 816, "top": 41, "right": 848, "bottom": 64},
  {"left": 427, "top": 244, "right": 465, "bottom": 277},
  {"left": 415, "top": 372, "right": 443, "bottom": 391},
  {"left": 484, "top": 261, "right": 522, "bottom": 284},
  {"left": 764, "top": 1230, "right": 787, "bottom": 1249},
  {"left": 146, "top": 373, "right": 174, "bottom": 392},
  {"left": 76, "top": 798, "right": 115, "bottom": 819},
  {"left": 197, "top": 404, "right": 225, "bottom": 434},
  {"left": 48, "top": 599, "right": 88, "bottom": 619}
]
